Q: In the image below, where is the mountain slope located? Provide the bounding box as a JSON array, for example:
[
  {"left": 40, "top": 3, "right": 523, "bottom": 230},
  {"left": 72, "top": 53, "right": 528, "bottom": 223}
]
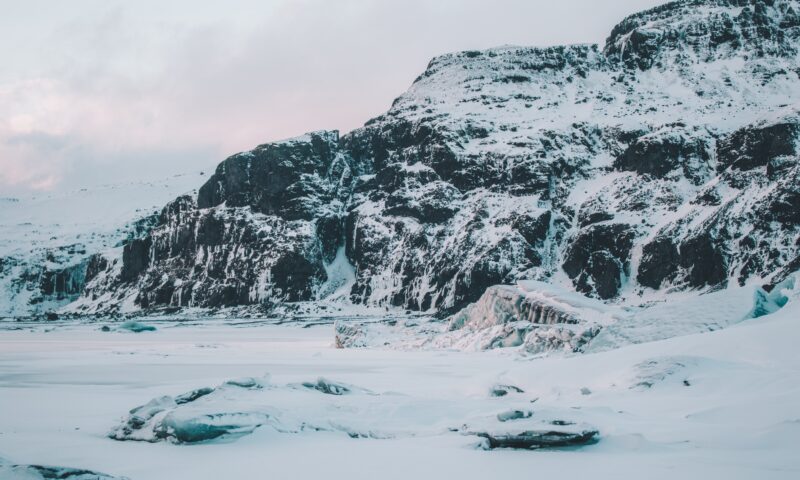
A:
[
  {"left": 0, "top": 173, "right": 206, "bottom": 317},
  {"left": 5, "top": 0, "right": 798, "bottom": 318}
]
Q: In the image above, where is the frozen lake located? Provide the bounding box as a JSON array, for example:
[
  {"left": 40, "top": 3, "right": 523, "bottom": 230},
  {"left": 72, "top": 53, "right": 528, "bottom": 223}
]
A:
[{"left": 1, "top": 315, "right": 799, "bottom": 479}]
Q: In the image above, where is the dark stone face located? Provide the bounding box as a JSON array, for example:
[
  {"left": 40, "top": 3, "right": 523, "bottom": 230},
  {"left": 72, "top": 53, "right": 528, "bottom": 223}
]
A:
[
  {"left": 271, "top": 252, "right": 324, "bottom": 302},
  {"left": 121, "top": 237, "right": 152, "bottom": 282},
  {"left": 681, "top": 233, "right": 728, "bottom": 289},
  {"left": 39, "top": 264, "right": 86, "bottom": 299},
  {"left": 767, "top": 183, "right": 800, "bottom": 225},
  {"left": 512, "top": 211, "right": 552, "bottom": 247},
  {"left": 637, "top": 237, "right": 680, "bottom": 289},
  {"left": 614, "top": 128, "right": 711, "bottom": 182},
  {"left": 718, "top": 122, "right": 799, "bottom": 171},
  {"left": 605, "top": 0, "right": 800, "bottom": 70},
  {"left": 316, "top": 214, "right": 345, "bottom": 263},
  {"left": 383, "top": 182, "right": 461, "bottom": 224},
  {"left": 563, "top": 224, "right": 636, "bottom": 299},
  {"left": 638, "top": 232, "right": 728, "bottom": 290},
  {"left": 197, "top": 132, "right": 340, "bottom": 220},
  {"left": 84, "top": 254, "right": 108, "bottom": 284}
]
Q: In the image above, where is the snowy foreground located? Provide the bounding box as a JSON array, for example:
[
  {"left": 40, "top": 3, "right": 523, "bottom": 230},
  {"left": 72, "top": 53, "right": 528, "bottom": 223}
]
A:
[{"left": 1, "top": 297, "right": 800, "bottom": 479}]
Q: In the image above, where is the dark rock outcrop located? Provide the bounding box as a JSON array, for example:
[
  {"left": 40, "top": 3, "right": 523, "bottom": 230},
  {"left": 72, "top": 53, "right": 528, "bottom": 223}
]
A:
[
  {"left": 197, "top": 131, "right": 343, "bottom": 220},
  {"left": 563, "top": 224, "right": 636, "bottom": 299},
  {"left": 718, "top": 121, "right": 799, "bottom": 171},
  {"left": 477, "top": 429, "right": 598, "bottom": 450},
  {"left": 638, "top": 232, "right": 728, "bottom": 290},
  {"left": 614, "top": 125, "right": 712, "bottom": 183}
]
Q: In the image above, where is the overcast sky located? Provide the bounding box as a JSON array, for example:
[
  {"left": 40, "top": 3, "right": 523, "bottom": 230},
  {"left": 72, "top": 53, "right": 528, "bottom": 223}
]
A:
[{"left": 0, "top": 0, "right": 664, "bottom": 195}]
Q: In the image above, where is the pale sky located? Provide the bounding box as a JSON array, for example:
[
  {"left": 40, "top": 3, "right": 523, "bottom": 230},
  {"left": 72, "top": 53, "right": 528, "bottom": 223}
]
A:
[{"left": 0, "top": 0, "right": 664, "bottom": 195}]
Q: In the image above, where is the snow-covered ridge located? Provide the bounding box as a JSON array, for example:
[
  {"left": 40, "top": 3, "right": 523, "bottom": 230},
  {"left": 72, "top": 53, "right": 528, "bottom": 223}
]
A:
[
  {"left": 2, "top": 0, "right": 800, "bottom": 320},
  {"left": 0, "top": 172, "right": 206, "bottom": 316}
]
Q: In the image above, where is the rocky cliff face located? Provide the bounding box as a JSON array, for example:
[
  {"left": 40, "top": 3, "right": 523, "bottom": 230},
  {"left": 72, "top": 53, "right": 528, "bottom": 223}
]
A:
[{"left": 61, "top": 0, "right": 800, "bottom": 316}]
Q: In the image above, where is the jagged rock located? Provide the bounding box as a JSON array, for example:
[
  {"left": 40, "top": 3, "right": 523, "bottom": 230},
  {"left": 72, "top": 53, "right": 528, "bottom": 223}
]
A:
[
  {"left": 637, "top": 237, "right": 680, "bottom": 289},
  {"left": 563, "top": 224, "right": 636, "bottom": 299},
  {"left": 84, "top": 254, "right": 108, "bottom": 284},
  {"left": 197, "top": 131, "right": 342, "bottom": 219},
  {"left": 476, "top": 429, "right": 598, "bottom": 450},
  {"left": 605, "top": 0, "right": 800, "bottom": 70},
  {"left": 718, "top": 117, "right": 799, "bottom": 171},
  {"left": 334, "top": 321, "right": 367, "bottom": 349},
  {"left": 638, "top": 232, "right": 728, "bottom": 289},
  {"left": 614, "top": 125, "right": 713, "bottom": 183},
  {"left": 120, "top": 238, "right": 151, "bottom": 282}
]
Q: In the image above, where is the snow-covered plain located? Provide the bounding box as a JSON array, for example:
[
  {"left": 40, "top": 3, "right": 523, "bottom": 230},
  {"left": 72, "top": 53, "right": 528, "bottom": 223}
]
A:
[{"left": 1, "top": 284, "right": 799, "bottom": 479}]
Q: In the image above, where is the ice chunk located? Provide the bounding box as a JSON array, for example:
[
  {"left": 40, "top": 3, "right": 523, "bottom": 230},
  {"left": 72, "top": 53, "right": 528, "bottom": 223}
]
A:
[
  {"left": 175, "top": 387, "right": 215, "bottom": 404},
  {"left": 522, "top": 324, "right": 601, "bottom": 355},
  {"left": 497, "top": 410, "right": 533, "bottom": 422},
  {"left": 490, "top": 384, "right": 524, "bottom": 397},
  {"left": 154, "top": 412, "right": 269, "bottom": 444},
  {"left": 118, "top": 321, "right": 156, "bottom": 333},
  {"left": 302, "top": 378, "right": 352, "bottom": 395},
  {"left": 441, "top": 283, "right": 612, "bottom": 352},
  {"left": 224, "top": 377, "right": 265, "bottom": 389},
  {"left": 110, "top": 395, "right": 176, "bottom": 440},
  {"left": 334, "top": 321, "right": 367, "bottom": 349},
  {"left": 0, "top": 463, "right": 126, "bottom": 479}
]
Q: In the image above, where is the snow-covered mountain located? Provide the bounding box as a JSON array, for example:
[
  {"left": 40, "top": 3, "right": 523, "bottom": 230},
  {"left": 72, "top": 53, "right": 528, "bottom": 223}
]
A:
[
  {"left": 0, "top": 173, "right": 206, "bottom": 316},
  {"left": 3, "top": 0, "right": 799, "bottom": 320}
]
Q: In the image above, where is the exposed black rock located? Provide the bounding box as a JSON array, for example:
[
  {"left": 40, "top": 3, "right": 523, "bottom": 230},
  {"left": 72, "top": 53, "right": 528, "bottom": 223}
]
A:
[
  {"left": 637, "top": 236, "right": 680, "bottom": 289},
  {"left": 718, "top": 121, "right": 799, "bottom": 171},
  {"left": 120, "top": 238, "right": 151, "bottom": 282},
  {"left": 84, "top": 254, "right": 108, "bottom": 284},
  {"left": 681, "top": 233, "right": 729, "bottom": 288},
  {"left": 563, "top": 224, "right": 636, "bottom": 299},
  {"left": 614, "top": 126, "right": 712, "bottom": 183},
  {"left": 638, "top": 232, "right": 728, "bottom": 290},
  {"left": 477, "top": 429, "right": 598, "bottom": 450},
  {"left": 197, "top": 132, "right": 340, "bottom": 218},
  {"left": 605, "top": 0, "right": 800, "bottom": 70}
]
